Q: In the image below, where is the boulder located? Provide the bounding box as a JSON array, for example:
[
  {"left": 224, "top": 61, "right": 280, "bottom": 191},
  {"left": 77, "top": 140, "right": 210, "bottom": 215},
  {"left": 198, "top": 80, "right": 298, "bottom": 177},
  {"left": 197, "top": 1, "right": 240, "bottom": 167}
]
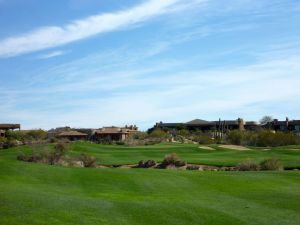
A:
[
  {"left": 144, "top": 160, "right": 156, "bottom": 168},
  {"left": 72, "top": 160, "right": 84, "bottom": 168},
  {"left": 137, "top": 160, "right": 156, "bottom": 168},
  {"left": 186, "top": 165, "right": 200, "bottom": 170}
]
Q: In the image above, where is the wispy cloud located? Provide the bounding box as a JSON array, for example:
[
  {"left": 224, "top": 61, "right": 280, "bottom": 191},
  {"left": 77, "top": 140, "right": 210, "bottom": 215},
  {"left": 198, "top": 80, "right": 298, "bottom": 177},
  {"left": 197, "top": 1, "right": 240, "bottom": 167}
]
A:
[
  {"left": 0, "top": 0, "right": 196, "bottom": 58},
  {"left": 1, "top": 45, "right": 300, "bottom": 129},
  {"left": 1, "top": 0, "right": 299, "bottom": 129},
  {"left": 38, "top": 50, "right": 69, "bottom": 59}
]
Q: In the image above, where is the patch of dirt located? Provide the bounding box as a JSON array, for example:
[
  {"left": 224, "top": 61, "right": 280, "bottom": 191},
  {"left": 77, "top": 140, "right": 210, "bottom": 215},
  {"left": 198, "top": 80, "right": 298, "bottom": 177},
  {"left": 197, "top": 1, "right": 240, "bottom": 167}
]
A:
[
  {"left": 118, "top": 165, "right": 134, "bottom": 169},
  {"left": 218, "top": 145, "right": 251, "bottom": 151},
  {"left": 97, "top": 165, "right": 110, "bottom": 169},
  {"left": 198, "top": 146, "right": 215, "bottom": 150}
]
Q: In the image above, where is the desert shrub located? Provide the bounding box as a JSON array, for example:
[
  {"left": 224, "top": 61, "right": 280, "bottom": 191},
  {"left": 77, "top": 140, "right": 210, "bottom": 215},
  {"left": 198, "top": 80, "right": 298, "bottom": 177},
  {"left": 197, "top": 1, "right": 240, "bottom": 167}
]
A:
[
  {"left": 26, "top": 129, "right": 48, "bottom": 140},
  {"left": 193, "top": 135, "right": 215, "bottom": 145},
  {"left": 0, "top": 136, "right": 7, "bottom": 143},
  {"left": 144, "top": 139, "right": 161, "bottom": 145},
  {"left": 238, "top": 159, "right": 260, "bottom": 171},
  {"left": 226, "top": 130, "right": 300, "bottom": 147},
  {"left": 17, "top": 145, "right": 49, "bottom": 163},
  {"left": 79, "top": 154, "right": 97, "bottom": 168},
  {"left": 162, "top": 153, "right": 179, "bottom": 165},
  {"left": 144, "top": 141, "right": 155, "bottom": 145},
  {"left": 260, "top": 158, "right": 283, "bottom": 171},
  {"left": 55, "top": 143, "right": 68, "bottom": 154},
  {"left": 255, "top": 131, "right": 274, "bottom": 147},
  {"left": 174, "top": 160, "right": 186, "bottom": 167},
  {"left": 2, "top": 140, "right": 18, "bottom": 149},
  {"left": 124, "top": 138, "right": 145, "bottom": 146},
  {"left": 226, "top": 130, "right": 244, "bottom": 145},
  {"left": 17, "top": 152, "right": 28, "bottom": 161},
  {"left": 133, "top": 132, "right": 148, "bottom": 140},
  {"left": 56, "top": 143, "right": 67, "bottom": 152},
  {"left": 254, "top": 131, "right": 299, "bottom": 147},
  {"left": 149, "top": 129, "right": 169, "bottom": 139},
  {"left": 97, "top": 139, "right": 113, "bottom": 145},
  {"left": 49, "top": 137, "right": 57, "bottom": 143},
  {"left": 17, "top": 152, "right": 42, "bottom": 163},
  {"left": 27, "top": 154, "right": 43, "bottom": 163},
  {"left": 5, "top": 130, "right": 25, "bottom": 141},
  {"left": 174, "top": 136, "right": 185, "bottom": 143},
  {"left": 178, "top": 129, "right": 190, "bottom": 137},
  {"left": 44, "top": 143, "right": 69, "bottom": 165},
  {"left": 160, "top": 153, "right": 186, "bottom": 168},
  {"left": 5, "top": 130, "right": 49, "bottom": 143}
]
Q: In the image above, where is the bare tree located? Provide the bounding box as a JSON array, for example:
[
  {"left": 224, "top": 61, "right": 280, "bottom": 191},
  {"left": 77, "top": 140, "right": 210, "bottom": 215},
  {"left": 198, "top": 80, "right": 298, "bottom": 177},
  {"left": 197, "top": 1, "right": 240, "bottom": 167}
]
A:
[{"left": 260, "top": 116, "right": 273, "bottom": 125}]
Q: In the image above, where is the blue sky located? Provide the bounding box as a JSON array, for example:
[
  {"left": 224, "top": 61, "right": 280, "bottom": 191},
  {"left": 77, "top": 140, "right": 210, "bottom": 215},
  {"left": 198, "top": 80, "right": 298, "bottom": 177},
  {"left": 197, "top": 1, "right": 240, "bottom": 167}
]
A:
[{"left": 0, "top": 0, "right": 300, "bottom": 130}]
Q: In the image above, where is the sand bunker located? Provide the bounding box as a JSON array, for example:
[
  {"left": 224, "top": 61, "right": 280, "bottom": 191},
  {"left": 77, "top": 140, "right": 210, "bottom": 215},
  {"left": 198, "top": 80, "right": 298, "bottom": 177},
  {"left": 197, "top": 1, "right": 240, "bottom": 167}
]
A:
[
  {"left": 218, "top": 145, "right": 251, "bottom": 151},
  {"left": 198, "top": 146, "right": 215, "bottom": 150}
]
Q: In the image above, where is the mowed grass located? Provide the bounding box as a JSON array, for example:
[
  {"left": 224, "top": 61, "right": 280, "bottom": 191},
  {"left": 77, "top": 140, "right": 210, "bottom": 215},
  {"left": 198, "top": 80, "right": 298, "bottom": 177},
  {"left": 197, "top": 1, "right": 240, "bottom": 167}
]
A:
[
  {"left": 0, "top": 147, "right": 300, "bottom": 225},
  {"left": 69, "top": 142, "right": 300, "bottom": 168}
]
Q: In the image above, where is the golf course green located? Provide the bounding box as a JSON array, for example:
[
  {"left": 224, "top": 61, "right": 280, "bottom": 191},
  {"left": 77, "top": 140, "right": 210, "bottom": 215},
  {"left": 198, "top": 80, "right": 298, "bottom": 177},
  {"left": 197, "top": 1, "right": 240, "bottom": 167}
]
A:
[{"left": 0, "top": 142, "right": 299, "bottom": 225}]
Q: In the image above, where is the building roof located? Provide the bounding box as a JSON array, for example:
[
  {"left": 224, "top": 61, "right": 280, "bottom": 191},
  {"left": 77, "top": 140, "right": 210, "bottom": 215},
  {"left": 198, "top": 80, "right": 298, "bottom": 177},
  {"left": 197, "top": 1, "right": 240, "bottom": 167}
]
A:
[
  {"left": 186, "top": 119, "right": 243, "bottom": 126},
  {"left": 288, "top": 120, "right": 300, "bottom": 125},
  {"left": 245, "top": 121, "right": 258, "bottom": 125},
  {"left": 212, "top": 120, "right": 239, "bottom": 125},
  {"left": 58, "top": 131, "right": 88, "bottom": 137},
  {"left": 272, "top": 120, "right": 300, "bottom": 126},
  {"left": 186, "top": 119, "right": 210, "bottom": 125},
  {"left": 156, "top": 118, "right": 260, "bottom": 128},
  {"left": 95, "top": 127, "right": 130, "bottom": 134},
  {"left": 0, "top": 124, "right": 20, "bottom": 129},
  {"left": 156, "top": 122, "right": 184, "bottom": 127}
]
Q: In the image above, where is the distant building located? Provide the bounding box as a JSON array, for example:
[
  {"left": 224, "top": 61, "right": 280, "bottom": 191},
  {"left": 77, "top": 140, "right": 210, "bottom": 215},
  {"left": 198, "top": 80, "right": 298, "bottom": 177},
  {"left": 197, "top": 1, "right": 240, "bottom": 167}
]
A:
[
  {"left": 93, "top": 125, "right": 138, "bottom": 142},
  {"left": 0, "top": 130, "right": 4, "bottom": 137},
  {"left": 151, "top": 118, "right": 258, "bottom": 132},
  {"left": 57, "top": 130, "right": 88, "bottom": 141},
  {"left": 0, "top": 124, "right": 21, "bottom": 137},
  {"left": 48, "top": 126, "right": 93, "bottom": 139},
  {"left": 265, "top": 117, "right": 300, "bottom": 134},
  {"left": 48, "top": 126, "right": 71, "bottom": 138}
]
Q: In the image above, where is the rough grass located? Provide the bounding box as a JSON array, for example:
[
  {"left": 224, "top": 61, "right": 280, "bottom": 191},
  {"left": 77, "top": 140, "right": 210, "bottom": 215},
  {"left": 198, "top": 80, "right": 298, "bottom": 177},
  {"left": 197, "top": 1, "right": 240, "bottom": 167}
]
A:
[{"left": 0, "top": 144, "right": 300, "bottom": 225}]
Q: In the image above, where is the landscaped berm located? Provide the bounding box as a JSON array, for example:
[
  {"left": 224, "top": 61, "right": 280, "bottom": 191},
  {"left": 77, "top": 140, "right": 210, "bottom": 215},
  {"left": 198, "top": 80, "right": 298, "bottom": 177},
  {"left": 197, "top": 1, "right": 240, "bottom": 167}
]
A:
[{"left": 1, "top": 142, "right": 300, "bottom": 225}]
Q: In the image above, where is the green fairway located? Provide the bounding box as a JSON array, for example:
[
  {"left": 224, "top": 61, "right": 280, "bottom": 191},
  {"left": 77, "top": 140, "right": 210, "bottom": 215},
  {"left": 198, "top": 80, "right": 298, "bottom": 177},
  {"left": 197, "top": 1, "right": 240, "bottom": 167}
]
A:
[
  {"left": 0, "top": 145, "right": 300, "bottom": 225},
  {"left": 69, "top": 142, "right": 300, "bottom": 168}
]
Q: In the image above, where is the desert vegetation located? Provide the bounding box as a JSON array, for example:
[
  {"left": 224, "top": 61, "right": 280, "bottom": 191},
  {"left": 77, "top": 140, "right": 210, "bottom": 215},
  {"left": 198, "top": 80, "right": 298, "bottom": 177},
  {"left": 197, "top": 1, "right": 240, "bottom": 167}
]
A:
[
  {"left": 17, "top": 143, "right": 97, "bottom": 168},
  {"left": 0, "top": 129, "right": 48, "bottom": 149},
  {"left": 2, "top": 125, "right": 300, "bottom": 151},
  {"left": 226, "top": 130, "right": 300, "bottom": 147},
  {"left": 237, "top": 158, "right": 283, "bottom": 171},
  {"left": 145, "top": 127, "right": 300, "bottom": 147}
]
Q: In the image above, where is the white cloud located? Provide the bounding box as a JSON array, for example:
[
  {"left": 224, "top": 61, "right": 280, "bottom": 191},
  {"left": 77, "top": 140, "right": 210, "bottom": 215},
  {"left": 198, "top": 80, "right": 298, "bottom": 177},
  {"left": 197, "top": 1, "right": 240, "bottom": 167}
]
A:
[
  {"left": 0, "top": 0, "right": 186, "bottom": 58},
  {"left": 38, "top": 50, "right": 68, "bottom": 59},
  {"left": 1, "top": 0, "right": 299, "bottom": 129},
  {"left": 1, "top": 51, "right": 300, "bottom": 129}
]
